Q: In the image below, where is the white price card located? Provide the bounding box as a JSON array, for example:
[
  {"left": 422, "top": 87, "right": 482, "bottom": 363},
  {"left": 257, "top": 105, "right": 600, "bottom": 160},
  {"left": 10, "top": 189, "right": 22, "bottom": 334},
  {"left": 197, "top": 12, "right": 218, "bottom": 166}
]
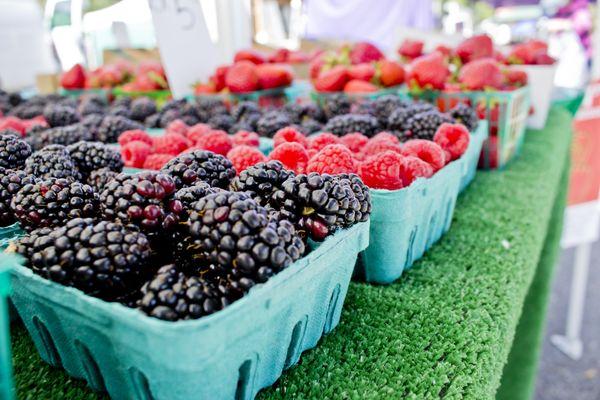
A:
[{"left": 148, "top": 0, "right": 218, "bottom": 98}]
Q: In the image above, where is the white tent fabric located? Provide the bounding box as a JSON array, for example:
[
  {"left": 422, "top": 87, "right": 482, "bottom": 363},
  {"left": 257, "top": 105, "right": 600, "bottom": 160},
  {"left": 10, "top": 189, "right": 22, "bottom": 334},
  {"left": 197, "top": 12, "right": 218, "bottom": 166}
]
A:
[{"left": 303, "top": 0, "right": 434, "bottom": 51}]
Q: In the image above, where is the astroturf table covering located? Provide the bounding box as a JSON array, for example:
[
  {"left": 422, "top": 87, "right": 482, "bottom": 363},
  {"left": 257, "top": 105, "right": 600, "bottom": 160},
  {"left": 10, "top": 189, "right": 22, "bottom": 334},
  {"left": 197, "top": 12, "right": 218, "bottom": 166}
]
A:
[{"left": 9, "top": 107, "right": 572, "bottom": 399}]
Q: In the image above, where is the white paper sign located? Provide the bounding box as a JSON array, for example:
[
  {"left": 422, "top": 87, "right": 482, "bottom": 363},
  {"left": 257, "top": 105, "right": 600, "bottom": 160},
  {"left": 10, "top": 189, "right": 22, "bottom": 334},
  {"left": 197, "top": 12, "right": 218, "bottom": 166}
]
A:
[{"left": 148, "top": 0, "right": 218, "bottom": 98}]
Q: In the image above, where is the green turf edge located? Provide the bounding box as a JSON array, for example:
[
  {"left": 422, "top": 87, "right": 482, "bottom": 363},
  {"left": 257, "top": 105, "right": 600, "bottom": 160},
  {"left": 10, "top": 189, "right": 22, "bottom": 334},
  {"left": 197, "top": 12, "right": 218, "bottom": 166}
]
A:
[
  {"left": 10, "top": 108, "right": 573, "bottom": 400},
  {"left": 495, "top": 154, "right": 570, "bottom": 400}
]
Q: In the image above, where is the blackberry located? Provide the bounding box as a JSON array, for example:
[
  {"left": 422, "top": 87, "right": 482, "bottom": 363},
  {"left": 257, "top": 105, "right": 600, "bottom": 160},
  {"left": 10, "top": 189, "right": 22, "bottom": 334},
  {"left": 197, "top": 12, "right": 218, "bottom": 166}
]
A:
[
  {"left": 161, "top": 150, "right": 235, "bottom": 190},
  {"left": 371, "top": 95, "right": 408, "bottom": 124},
  {"left": 230, "top": 121, "right": 255, "bottom": 134},
  {"left": 158, "top": 109, "right": 181, "bottom": 128},
  {"left": 403, "top": 110, "right": 455, "bottom": 141},
  {"left": 0, "top": 168, "right": 36, "bottom": 226},
  {"left": 112, "top": 97, "right": 133, "bottom": 108},
  {"left": 80, "top": 113, "right": 105, "bottom": 133},
  {"left": 229, "top": 160, "right": 294, "bottom": 206},
  {"left": 108, "top": 105, "right": 132, "bottom": 119},
  {"left": 67, "top": 141, "right": 123, "bottom": 179},
  {"left": 10, "top": 178, "right": 98, "bottom": 231},
  {"left": 256, "top": 111, "right": 291, "bottom": 138},
  {"left": 0, "top": 133, "right": 32, "bottom": 169},
  {"left": 129, "top": 97, "right": 157, "bottom": 122},
  {"left": 144, "top": 113, "right": 161, "bottom": 128},
  {"left": 323, "top": 114, "right": 380, "bottom": 137},
  {"left": 87, "top": 168, "right": 118, "bottom": 192},
  {"left": 283, "top": 103, "right": 325, "bottom": 123},
  {"left": 9, "top": 104, "right": 44, "bottom": 119},
  {"left": 26, "top": 124, "right": 93, "bottom": 150},
  {"left": 336, "top": 173, "right": 372, "bottom": 225},
  {"left": 321, "top": 94, "right": 351, "bottom": 119},
  {"left": 449, "top": 103, "right": 478, "bottom": 132},
  {"left": 208, "top": 114, "right": 235, "bottom": 133},
  {"left": 195, "top": 98, "right": 228, "bottom": 121},
  {"left": 300, "top": 119, "right": 323, "bottom": 134},
  {"left": 99, "top": 171, "right": 180, "bottom": 236},
  {"left": 77, "top": 99, "right": 106, "bottom": 116},
  {"left": 43, "top": 105, "right": 80, "bottom": 127},
  {"left": 270, "top": 173, "right": 369, "bottom": 240},
  {"left": 24, "top": 148, "right": 82, "bottom": 181},
  {"left": 232, "top": 101, "right": 261, "bottom": 123},
  {"left": 172, "top": 182, "right": 218, "bottom": 221},
  {"left": 386, "top": 108, "right": 412, "bottom": 133},
  {"left": 16, "top": 218, "right": 153, "bottom": 300},
  {"left": 96, "top": 116, "right": 143, "bottom": 143},
  {"left": 138, "top": 264, "right": 245, "bottom": 321},
  {"left": 175, "top": 191, "right": 305, "bottom": 283},
  {"left": 161, "top": 98, "right": 187, "bottom": 113}
]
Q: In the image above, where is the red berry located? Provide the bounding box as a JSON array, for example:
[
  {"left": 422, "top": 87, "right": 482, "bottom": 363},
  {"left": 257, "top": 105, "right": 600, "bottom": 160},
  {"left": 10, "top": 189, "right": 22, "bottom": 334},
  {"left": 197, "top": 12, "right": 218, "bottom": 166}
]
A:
[
  {"left": 232, "top": 130, "right": 260, "bottom": 147},
  {"left": 399, "top": 156, "right": 434, "bottom": 186},
  {"left": 118, "top": 129, "right": 153, "bottom": 147},
  {"left": 142, "top": 154, "right": 173, "bottom": 170},
  {"left": 166, "top": 119, "right": 189, "bottom": 136},
  {"left": 269, "top": 142, "right": 309, "bottom": 173},
  {"left": 371, "top": 131, "right": 399, "bottom": 144},
  {"left": 433, "top": 123, "right": 470, "bottom": 161},
  {"left": 225, "top": 61, "right": 259, "bottom": 93},
  {"left": 227, "top": 145, "right": 267, "bottom": 174},
  {"left": 121, "top": 141, "right": 152, "bottom": 168},
  {"left": 341, "top": 132, "right": 369, "bottom": 153},
  {"left": 361, "top": 139, "right": 403, "bottom": 160},
  {"left": 358, "top": 151, "right": 404, "bottom": 190},
  {"left": 195, "top": 130, "right": 233, "bottom": 156},
  {"left": 402, "top": 139, "right": 446, "bottom": 171},
  {"left": 308, "top": 132, "right": 341, "bottom": 151},
  {"left": 153, "top": 134, "right": 191, "bottom": 155},
  {"left": 0, "top": 117, "right": 27, "bottom": 136},
  {"left": 306, "top": 144, "right": 357, "bottom": 175},
  {"left": 186, "top": 123, "right": 212, "bottom": 143},
  {"left": 273, "top": 127, "right": 308, "bottom": 148}
]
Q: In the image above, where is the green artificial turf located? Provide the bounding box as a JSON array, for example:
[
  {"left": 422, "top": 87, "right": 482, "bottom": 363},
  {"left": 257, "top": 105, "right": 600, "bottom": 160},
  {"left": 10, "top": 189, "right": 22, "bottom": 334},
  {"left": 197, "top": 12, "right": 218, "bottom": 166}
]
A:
[{"left": 10, "top": 108, "right": 572, "bottom": 399}]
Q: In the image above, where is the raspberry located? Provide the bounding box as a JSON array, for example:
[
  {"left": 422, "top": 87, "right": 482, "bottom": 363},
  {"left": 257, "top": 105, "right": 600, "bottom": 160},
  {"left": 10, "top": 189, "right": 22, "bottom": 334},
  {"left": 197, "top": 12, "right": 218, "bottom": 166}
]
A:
[
  {"left": 152, "top": 134, "right": 191, "bottom": 155},
  {"left": 166, "top": 119, "right": 189, "bottom": 136},
  {"left": 226, "top": 145, "right": 267, "bottom": 174},
  {"left": 401, "top": 139, "right": 446, "bottom": 171},
  {"left": 371, "top": 131, "right": 400, "bottom": 144},
  {"left": 186, "top": 123, "right": 211, "bottom": 143},
  {"left": 308, "top": 132, "right": 341, "bottom": 151},
  {"left": 308, "top": 149, "right": 318, "bottom": 159},
  {"left": 340, "top": 132, "right": 369, "bottom": 153},
  {"left": 120, "top": 141, "right": 152, "bottom": 168},
  {"left": 358, "top": 151, "right": 404, "bottom": 190},
  {"left": 0, "top": 117, "right": 26, "bottom": 136},
  {"left": 142, "top": 154, "right": 173, "bottom": 170},
  {"left": 273, "top": 127, "right": 308, "bottom": 148},
  {"left": 195, "top": 130, "right": 233, "bottom": 156},
  {"left": 361, "top": 139, "right": 403, "bottom": 160},
  {"left": 399, "top": 155, "right": 434, "bottom": 186},
  {"left": 232, "top": 130, "right": 260, "bottom": 147},
  {"left": 268, "top": 142, "right": 309, "bottom": 173},
  {"left": 306, "top": 144, "right": 357, "bottom": 175},
  {"left": 118, "top": 129, "right": 153, "bottom": 147},
  {"left": 433, "top": 123, "right": 470, "bottom": 161}
]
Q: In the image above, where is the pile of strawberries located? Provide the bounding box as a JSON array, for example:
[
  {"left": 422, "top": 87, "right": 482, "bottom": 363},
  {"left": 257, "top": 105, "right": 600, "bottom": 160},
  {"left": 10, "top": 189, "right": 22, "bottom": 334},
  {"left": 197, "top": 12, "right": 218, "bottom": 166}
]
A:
[
  {"left": 118, "top": 119, "right": 265, "bottom": 171},
  {"left": 310, "top": 42, "right": 405, "bottom": 93},
  {"left": 193, "top": 49, "right": 295, "bottom": 95},
  {"left": 401, "top": 35, "right": 555, "bottom": 92},
  {"left": 60, "top": 60, "right": 169, "bottom": 92}
]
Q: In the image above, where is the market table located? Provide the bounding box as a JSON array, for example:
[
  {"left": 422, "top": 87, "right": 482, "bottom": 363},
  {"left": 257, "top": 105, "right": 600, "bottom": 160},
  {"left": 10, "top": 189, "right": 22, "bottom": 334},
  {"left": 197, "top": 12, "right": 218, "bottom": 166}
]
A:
[{"left": 9, "top": 107, "right": 572, "bottom": 400}]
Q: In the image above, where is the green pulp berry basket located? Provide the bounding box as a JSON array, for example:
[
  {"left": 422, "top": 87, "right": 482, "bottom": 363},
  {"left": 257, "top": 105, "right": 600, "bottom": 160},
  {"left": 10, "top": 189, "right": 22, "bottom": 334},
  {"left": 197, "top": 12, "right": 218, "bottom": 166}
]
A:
[
  {"left": 9, "top": 222, "right": 369, "bottom": 400},
  {"left": 0, "top": 260, "right": 14, "bottom": 400},
  {"left": 402, "top": 86, "right": 530, "bottom": 169},
  {"left": 58, "top": 88, "right": 111, "bottom": 101},
  {"left": 112, "top": 88, "right": 172, "bottom": 107},
  {"left": 355, "top": 123, "right": 487, "bottom": 284}
]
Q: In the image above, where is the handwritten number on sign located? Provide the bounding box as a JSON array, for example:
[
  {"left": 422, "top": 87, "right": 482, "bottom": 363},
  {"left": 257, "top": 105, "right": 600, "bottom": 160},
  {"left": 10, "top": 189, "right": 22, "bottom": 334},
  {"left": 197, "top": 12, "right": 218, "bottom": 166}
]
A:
[{"left": 175, "top": 0, "right": 196, "bottom": 30}]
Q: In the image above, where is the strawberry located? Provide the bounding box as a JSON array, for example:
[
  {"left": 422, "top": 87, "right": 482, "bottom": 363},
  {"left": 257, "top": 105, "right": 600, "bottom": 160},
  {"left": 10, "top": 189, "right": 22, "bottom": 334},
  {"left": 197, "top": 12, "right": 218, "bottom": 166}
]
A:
[
  {"left": 234, "top": 49, "right": 266, "bottom": 65},
  {"left": 459, "top": 58, "right": 504, "bottom": 90},
  {"left": 344, "top": 79, "right": 378, "bottom": 93},
  {"left": 435, "top": 45, "right": 452, "bottom": 58},
  {"left": 60, "top": 64, "right": 87, "bottom": 89},
  {"left": 309, "top": 53, "right": 326, "bottom": 80},
  {"left": 406, "top": 52, "right": 450, "bottom": 90},
  {"left": 194, "top": 81, "right": 217, "bottom": 94},
  {"left": 507, "top": 43, "right": 533, "bottom": 65},
  {"left": 225, "top": 61, "right": 259, "bottom": 93},
  {"left": 98, "top": 65, "right": 124, "bottom": 87},
  {"left": 288, "top": 51, "right": 309, "bottom": 63},
  {"left": 348, "top": 63, "right": 376, "bottom": 82},
  {"left": 398, "top": 39, "right": 424, "bottom": 59},
  {"left": 378, "top": 59, "right": 404, "bottom": 87},
  {"left": 534, "top": 53, "right": 555, "bottom": 65},
  {"left": 206, "top": 65, "right": 226, "bottom": 92},
  {"left": 504, "top": 68, "right": 528, "bottom": 87},
  {"left": 268, "top": 48, "right": 289, "bottom": 63},
  {"left": 456, "top": 34, "right": 494, "bottom": 63},
  {"left": 313, "top": 65, "right": 348, "bottom": 92},
  {"left": 350, "top": 42, "right": 384, "bottom": 64},
  {"left": 256, "top": 64, "right": 293, "bottom": 89}
]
